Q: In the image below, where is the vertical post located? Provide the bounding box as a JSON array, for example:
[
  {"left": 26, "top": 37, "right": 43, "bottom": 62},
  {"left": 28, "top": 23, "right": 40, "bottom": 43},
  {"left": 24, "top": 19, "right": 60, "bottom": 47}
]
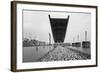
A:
[
  {"left": 49, "top": 32, "right": 51, "bottom": 45},
  {"left": 85, "top": 31, "right": 87, "bottom": 41},
  {"left": 73, "top": 37, "right": 75, "bottom": 42},
  {"left": 77, "top": 34, "right": 79, "bottom": 41}
]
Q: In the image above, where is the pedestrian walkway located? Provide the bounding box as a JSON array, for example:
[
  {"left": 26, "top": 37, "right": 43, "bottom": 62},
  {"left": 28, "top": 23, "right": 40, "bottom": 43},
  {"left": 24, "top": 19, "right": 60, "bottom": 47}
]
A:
[{"left": 39, "top": 46, "right": 90, "bottom": 62}]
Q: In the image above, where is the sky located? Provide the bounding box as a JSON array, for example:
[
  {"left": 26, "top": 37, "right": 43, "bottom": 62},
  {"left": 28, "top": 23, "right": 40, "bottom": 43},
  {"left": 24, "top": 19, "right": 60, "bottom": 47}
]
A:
[{"left": 23, "top": 10, "right": 91, "bottom": 43}]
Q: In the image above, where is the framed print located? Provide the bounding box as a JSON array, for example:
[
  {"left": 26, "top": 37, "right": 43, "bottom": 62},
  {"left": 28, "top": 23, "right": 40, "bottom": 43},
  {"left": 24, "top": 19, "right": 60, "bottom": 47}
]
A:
[{"left": 11, "top": 1, "right": 98, "bottom": 72}]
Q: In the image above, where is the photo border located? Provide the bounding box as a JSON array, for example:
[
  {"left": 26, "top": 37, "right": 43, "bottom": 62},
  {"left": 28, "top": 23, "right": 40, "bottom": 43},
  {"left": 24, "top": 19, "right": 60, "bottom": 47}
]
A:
[{"left": 11, "top": 1, "right": 98, "bottom": 72}]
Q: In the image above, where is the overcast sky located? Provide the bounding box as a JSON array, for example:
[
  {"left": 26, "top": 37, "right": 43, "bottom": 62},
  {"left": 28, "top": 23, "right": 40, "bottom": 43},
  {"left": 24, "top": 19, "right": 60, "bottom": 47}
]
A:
[{"left": 23, "top": 10, "right": 91, "bottom": 43}]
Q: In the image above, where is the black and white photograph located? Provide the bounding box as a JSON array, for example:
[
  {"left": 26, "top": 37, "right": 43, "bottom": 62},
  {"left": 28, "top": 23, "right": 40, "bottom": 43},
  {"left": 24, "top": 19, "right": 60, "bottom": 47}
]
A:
[
  {"left": 11, "top": 1, "right": 97, "bottom": 71},
  {"left": 22, "top": 10, "right": 91, "bottom": 62}
]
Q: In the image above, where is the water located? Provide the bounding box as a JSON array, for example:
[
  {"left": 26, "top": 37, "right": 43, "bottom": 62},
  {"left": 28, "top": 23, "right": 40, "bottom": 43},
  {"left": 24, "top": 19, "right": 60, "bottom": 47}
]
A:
[
  {"left": 23, "top": 46, "right": 53, "bottom": 62},
  {"left": 23, "top": 45, "right": 91, "bottom": 62}
]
